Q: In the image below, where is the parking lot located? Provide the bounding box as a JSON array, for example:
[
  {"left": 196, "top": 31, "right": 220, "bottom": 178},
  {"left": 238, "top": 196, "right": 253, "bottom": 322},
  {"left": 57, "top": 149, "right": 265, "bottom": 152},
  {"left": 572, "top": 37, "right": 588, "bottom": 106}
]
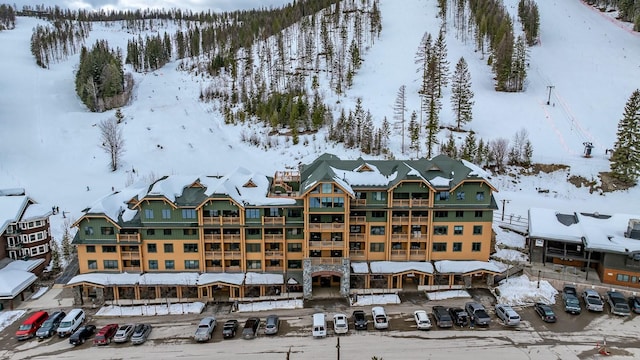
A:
[{"left": 2, "top": 290, "right": 640, "bottom": 360}]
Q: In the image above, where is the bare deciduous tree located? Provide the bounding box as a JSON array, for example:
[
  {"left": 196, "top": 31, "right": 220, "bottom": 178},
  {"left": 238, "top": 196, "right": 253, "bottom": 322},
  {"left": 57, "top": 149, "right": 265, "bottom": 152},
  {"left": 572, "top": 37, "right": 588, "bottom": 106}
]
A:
[
  {"left": 99, "top": 117, "right": 125, "bottom": 171},
  {"left": 490, "top": 138, "right": 509, "bottom": 171}
]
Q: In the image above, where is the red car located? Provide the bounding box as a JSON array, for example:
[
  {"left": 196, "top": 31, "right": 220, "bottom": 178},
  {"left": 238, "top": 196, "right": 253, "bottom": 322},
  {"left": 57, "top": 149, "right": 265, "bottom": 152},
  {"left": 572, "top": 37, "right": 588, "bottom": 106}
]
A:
[{"left": 93, "top": 324, "right": 118, "bottom": 345}]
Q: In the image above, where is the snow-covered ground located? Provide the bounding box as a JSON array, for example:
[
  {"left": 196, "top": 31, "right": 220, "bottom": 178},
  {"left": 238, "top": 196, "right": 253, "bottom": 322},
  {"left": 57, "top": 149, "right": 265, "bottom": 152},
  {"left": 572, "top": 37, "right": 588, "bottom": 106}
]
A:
[
  {"left": 350, "top": 294, "right": 401, "bottom": 306},
  {"left": 237, "top": 299, "right": 303, "bottom": 312},
  {"left": 426, "top": 290, "right": 471, "bottom": 301},
  {"left": 0, "top": 310, "right": 26, "bottom": 333},
  {"left": 29, "top": 287, "right": 49, "bottom": 300},
  {"left": 95, "top": 301, "right": 205, "bottom": 316},
  {"left": 496, "top": 275, "right": 558, "bottom": 305}
]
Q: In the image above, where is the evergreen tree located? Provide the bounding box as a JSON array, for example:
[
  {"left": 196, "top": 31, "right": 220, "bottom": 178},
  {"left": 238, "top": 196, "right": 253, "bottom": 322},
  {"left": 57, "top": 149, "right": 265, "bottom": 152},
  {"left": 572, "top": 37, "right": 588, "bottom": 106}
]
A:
[
  {"left": 408, "top": 111, "right": 420, "bottom": 157},
  {"left": 394, "top": 85, "right": 407, "bottom": 154},
  {"left": 610, "top": 89, "right": 640, "bottom": 184},
  {"left": 441, "top": 132, "right": 458, "bottom": 158},
  {"left": 433, "top": 29, "right": 449, "bottom": 98},
  {"left": 450, "top": 57, "right": 474, "bottom": 131},
  {"left": 461, "top": 131, "right": 478, "bottom": 161}
]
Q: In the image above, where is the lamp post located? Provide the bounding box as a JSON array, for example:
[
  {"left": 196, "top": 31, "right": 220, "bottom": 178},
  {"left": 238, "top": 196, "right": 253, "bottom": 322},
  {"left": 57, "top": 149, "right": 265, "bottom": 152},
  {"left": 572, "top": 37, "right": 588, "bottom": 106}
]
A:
[{"left": 500, "top": 199, "right": 511, "bottom": 221}]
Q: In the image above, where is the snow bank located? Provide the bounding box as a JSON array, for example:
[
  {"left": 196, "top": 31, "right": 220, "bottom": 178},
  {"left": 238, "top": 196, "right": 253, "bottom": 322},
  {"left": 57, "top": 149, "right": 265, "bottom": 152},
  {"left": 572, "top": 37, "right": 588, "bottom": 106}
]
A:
[
  {"left": 425, "top": 290, "right": 471, "bottom": 301},
  {"left": 0, "top": 310, "right": 25, "bottom": 333},
  {"left": 30, "top": 287, "right": 49, "bottom": 300},
  {"left": 492, "top": 249, "right": 529, "bottom": 263},
  {"left": 95, "top": 302, "right": 205, "bottom": 316},
  {"left": 351, "top": 294, "right": 400, "bottom": 306},
  {"left": 496, "top": 275, "right": 558, "bottom": 306},
  {"left": 237, "top": 299, "right": 303, "bottom": 312}
]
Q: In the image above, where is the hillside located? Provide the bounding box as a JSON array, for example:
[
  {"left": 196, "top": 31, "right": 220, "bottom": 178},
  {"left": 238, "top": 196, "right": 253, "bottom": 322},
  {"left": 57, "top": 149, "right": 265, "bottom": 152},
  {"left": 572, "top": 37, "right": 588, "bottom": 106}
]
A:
[{"left": 0, "top": 0, "right": 639, "bottom": 242}]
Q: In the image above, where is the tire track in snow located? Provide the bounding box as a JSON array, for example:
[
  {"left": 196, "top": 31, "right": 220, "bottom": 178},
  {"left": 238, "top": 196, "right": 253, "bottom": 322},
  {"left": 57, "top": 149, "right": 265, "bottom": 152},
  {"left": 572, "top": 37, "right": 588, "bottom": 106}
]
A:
[{"left": 539, "top": 100, "right": 576, "bottom": 156}]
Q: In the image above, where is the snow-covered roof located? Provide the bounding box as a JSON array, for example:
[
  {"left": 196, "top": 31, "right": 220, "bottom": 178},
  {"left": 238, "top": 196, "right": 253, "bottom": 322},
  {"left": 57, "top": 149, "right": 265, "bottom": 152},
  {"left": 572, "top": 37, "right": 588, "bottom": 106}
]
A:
[
  {"left": 139, "top": 272, "right": 199, "bottom": 286},
  {"left": 369, "top": 261, "right": 434, "bottom": 274},
  {"left": 351, "top": 262, "right": 369, "bottom": 274},
  {"left": 330, "top": 165, "right": 397, "bottom": 188},
  {"left": 528, "top": 207, "right": 640, "bottom": 254},
  {"left": 429, "top": 176, "right": 451, "bottom": 187},
  {"left": 202, "top": 168, "right": 296, "bottom": 206},
  {"left": 86, "top": 182, "right": 149, "bottom": 222},
  {"left": 0, "top": 269, "right": 37, "bottom": 299},
  {"left": 198, "top": 273, "right": 245, "bottom": 286},
  {"left": 22, "top": 203, "right": 52, "bottom": 221},
  {"left": 3, "top": 259, "right": 45, "bottom": 272},
  {"left": 244, "top": 272, "right": 283, "bottom": 285},
  {"left": 66, "top": 272, "right": 141, "bottom": 286},
  {"left": 434, "top": 260, "right": 507, "bottom": 274},
  {"left": 0, "top": 195, "right": 29, "bottom": 234}
]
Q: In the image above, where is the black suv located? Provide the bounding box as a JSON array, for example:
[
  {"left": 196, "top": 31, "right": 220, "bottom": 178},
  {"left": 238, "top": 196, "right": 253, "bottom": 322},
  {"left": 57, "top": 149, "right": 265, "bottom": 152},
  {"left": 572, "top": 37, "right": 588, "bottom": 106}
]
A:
[
  {"left": 448, "top": 307, "right": 469, "bottom": 327},
  {"left": 432, "top": 306, "right": 453, "bottom": 328},
  {"left": 223, "top": 319, "right": 238, "bottom": 339},
  {"left": 69, "top": 325, "right": 96, "bottom": 346},
  {"left": 242, "top": 317, "right": 260, "bottom": 339},
  {"left": 36, "top": 311, "right": 66, "bottom": 339},
  {"left": 352, "top": 310, "right": 368, "bottom": 330}
]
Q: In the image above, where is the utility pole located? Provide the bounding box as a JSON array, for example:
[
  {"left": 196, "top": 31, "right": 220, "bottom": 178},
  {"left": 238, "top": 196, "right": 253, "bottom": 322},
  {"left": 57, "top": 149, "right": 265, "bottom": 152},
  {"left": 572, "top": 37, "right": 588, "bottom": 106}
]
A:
[
  {"left": 500, "top": 199, "right": 511, "bottom": 221},
  {"left": 546, "top": 85, "right": 555, "bottom": 105}
]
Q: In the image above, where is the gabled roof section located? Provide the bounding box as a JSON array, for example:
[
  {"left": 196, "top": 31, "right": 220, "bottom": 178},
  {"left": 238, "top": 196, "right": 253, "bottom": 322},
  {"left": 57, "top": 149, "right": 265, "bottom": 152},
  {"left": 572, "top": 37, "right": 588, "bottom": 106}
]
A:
[{"left": 0, "top": 195, "right": 31, "bottom": 234}]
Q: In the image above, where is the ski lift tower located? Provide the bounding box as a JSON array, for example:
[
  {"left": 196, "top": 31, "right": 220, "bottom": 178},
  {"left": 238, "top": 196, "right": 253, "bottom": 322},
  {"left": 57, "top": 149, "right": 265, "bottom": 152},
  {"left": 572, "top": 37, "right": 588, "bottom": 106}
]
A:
[{"left": 583, "top": 142, "right": 594, "bottom": 158}]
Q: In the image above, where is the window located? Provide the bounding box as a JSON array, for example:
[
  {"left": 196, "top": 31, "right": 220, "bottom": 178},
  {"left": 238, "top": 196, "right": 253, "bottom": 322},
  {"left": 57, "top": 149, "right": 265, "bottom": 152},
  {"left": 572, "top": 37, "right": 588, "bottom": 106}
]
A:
[
  {"left": 165, "top": 260, "right": 175, "bottom": 270},
  {"left": 246, "top": 243, "right": 261, "bottom": 252},
  {"left": 334, "top": 197, "right": 344, "bottom": 207},
  {"left": 287, "top": 243, "right": 302, "bottom": 252},
  {"left": 147, "top": 243, "right": 157, "bottom": 253},
  {"left": 473, "top": 225, "right": 483, "bottom": 235},
  {"left": 102, "top": 245, "right": 116, "bottom": 253},
  {"left": 247, "top": 260, "right": 261, "bottom": 269},
  {"left": 184, "top": 260, "right": 199, "bottom": 269},
  {"left": 104, "top": 260, "right": 118, "bottom": 269},
  {"left": 164, "top": 243, "right": 174, "bottom": 253},
  {"left": 84, "top": 226, "right": 94, "bottom": 235},
  {"left": 472, "top": 242, "right": 482, "bottom": 252},
  {"left": 617, "top": 274, "right": 630, "bottom": 282},
  {"left": 322, "top": 183, "right": 332, "bottom": 193},
  {"left": 350, "top": 225, "right": 363, "bottom": 233},
  {"left": 86, "top": 245, "right": 96, "bottom": 253},
  {"left": 309, "top": 197, "right": 321, "bottom": 208},
  {"left": 145, "top": 209, "right": 154, "bottom": 219},
  {"left": 454, "top": 226, "right": 463, "bottom": 235},
  {"left": 476, "top": 191, "right": 485, "bottom": 201},
  {"left": 288, "top": 260, "right": 302, "bottom": 269},
  {"left": 100, "top": 227, "right": 114, "bottom": 235},
  {"left": 474, "top": 211, "right": 483, "bottom": 218},
  {"left": 370, "top": 226, "right": 385, "bottom": 235},
  {"left": 455, "top": 211, "right": 464, "bottom": 218},
  {"left": 246, "top": 209, "right": 260, "bottom": 219},
  {"left": 373, "top": 192, "right": 387, "bottom": 201},
  {"left": 88, "top": 260, "right": 97, "bottom": 269},
  {"left": 287, "top": 209, "right": 302, "bottom": 217},
  {"left": 247, "top": 228, "right": 261, "bottom": 236},
  {"left": 452, "top": 242, "right": 462, "bottom": 252},
  {"left": 183, "top": 243, "right": 198, "bottom": 253},
  {"left": 162, "top": 209, "right": 171, "bottom": 219},
  {"left": 370, "top": 243, "right": 385, "bottom": 252},
  {"left": 433, "top": 226, "right": 448, "bottom": 235},
  {"left": 287, "top": 228, "right": 302, "bottom": 235},
  {"left": 321, "top": 197, "right": 333, "bottom": 208},
  {"left": 182, "top": 209, "right": 196, "bottom": 219},
  {"left": 148, "top": 260, "right": 158, "bottom": 270},
  {"left": 432, "top": 243, "right": 447, "bottom": 252},
  {"left": 437, "top": 192, "right": 450, "bottom": 201},
  {"left": 456, "top": 191, "right": 465, "bottom": 200},
  {"left": 163, "top": 229, "right": 172, "bottom": 236},
  {"left": 435, "top": 211, "right": 448, "bottom": 218},
  {"left": 146, "top": 229, "right": 155, "bottom": 235},
  {"left": 371, "top": 211, "right": 386, "bottom": 219},
  {"left": 183, "top": 228, "right": 197, "bottom": 236},
  {"left": 269, "top": 208, "right": 280, "bottom": 217}
]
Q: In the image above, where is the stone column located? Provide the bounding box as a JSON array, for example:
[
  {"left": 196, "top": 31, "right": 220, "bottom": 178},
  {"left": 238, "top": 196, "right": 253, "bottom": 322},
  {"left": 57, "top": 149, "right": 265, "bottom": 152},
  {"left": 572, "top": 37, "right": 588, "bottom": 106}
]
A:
[
  {"left": 73, "top": 286, "right": 83, "bottom": 305},
  {"left": 463, "top": 275, "right": 472, "bottom": 288},
  {"left": 303, "top": 259, "right": 312, "bottom": 299},
  {"left": 340, "top": 258, "right": 351, "bottom": 297},
  {"left": 96, "top": 287, "right": 104, "bottom": 304}
]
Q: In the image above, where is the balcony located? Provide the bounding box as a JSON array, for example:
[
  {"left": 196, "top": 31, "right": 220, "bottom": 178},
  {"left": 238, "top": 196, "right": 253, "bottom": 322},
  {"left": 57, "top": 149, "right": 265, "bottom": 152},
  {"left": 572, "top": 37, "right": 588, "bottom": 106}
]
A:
[
  {"left": 206, "top": 266, "right": 223, "bottom": 272},
  {"left": 223, "top": 251, "right": 242, "bottom": 259},
  {"left": 349, "top": 216, "right": 366, "bottom": 224},
  {"left": 224, "top": 265, "right": 242, "bottom": 272},
  {"left": 349, "top": 233, "right": 365, "bottom": 241},
  {"left": 391, "top": 233, "right": 409, "bottom": 241},
  {"left": 391, "top": 216, "right": 410, "bottom": 225},
  {"left": 350, "top": 199, "right": 366, "bottom": 206},
  {"left": 411, "top": 233, "right": 428, "bottom": 241},
  {"left": 390, "top": 249, "right": 407, "bottom": 260},
  {"left": 264, "top": 234, "right": 285, "bottom": 242},
  {"left": 411, "top": 199, "right": 429, "bottom": 207},
  {"left": 265, "top": 265, "right": 284, "bottom": 271},
  {"left": 308, "top": 223, "right": 345, "bottom": 231},
  {"left": 223, "top": 234, "right": 241, "bottom": 241},
  {"left": 122, "top": 266, "right": 142, "bottom": 272},
  {"left": 205, "top": 251, "right": 223, "bottom": 259},
  {"left": 409, "top": 249, "right": 427, "bottom": 260},
  {"left": 120, "top": 251, "right": 140, "bottom": 260},
  {"left": 411, "top": 216, "right": 429, "bottom": 224},
  {"left": 263, "top": 216, "right": 285, "bottom": 225},
  {"left": 310, "top": 257, "right": 343, "bottom": 265},
  {"left": 349, "top": 250, "right": 366, "bottom": 260},
  {"left": 265, "top": 251, "right": 284, "bottom": 259},
  {"left": 309, "top": 241, "right": 344, "bottom": 249},
  {"left": 221, "top": 216, "right": 241, "bottom": 225},
  {"left": 117, "top": 233, "right": 140, "bottom": 242},
  {"left": 203, "top": 233, "right": 222, "bottom": 242},
  {"left": 392, "top": 199, "right": 410, "bottom": 207},
  {"left": 6, "top": 243, "right": 22, "bottom": 251}
]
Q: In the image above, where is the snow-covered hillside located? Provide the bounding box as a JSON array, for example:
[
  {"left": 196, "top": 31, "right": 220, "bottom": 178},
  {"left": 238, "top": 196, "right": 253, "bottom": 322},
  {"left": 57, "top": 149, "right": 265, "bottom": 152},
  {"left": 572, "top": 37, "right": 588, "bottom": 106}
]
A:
[{"left": 1, "top": 0, "right": 639, "bottom": 242}]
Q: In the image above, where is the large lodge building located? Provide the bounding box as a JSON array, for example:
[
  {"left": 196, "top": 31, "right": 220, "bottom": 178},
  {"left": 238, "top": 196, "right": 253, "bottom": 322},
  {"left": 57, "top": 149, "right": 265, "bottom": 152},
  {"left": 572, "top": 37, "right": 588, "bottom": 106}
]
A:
[{"left": 69, "top": 153, "right": 503, "bottom": 304}]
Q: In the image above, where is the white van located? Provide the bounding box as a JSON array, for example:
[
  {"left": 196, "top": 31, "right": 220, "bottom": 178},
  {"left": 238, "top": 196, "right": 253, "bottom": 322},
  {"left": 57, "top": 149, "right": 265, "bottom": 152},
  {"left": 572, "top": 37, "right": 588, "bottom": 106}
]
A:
[
  {"left": 312, "top": 313, "right": 326, "bottom": 338},
  {"left": 371, "top": 306, "right": 389, "bottom": 330},
  {"left": 57, "top": 309, "right": 85, "bottom": 337}
]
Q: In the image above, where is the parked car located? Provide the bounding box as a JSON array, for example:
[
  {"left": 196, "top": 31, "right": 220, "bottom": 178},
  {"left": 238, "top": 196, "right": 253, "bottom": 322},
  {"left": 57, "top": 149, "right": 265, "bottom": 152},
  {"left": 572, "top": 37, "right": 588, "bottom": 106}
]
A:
[
  {"left": 448, "top": 307, "right": 469, "bottom": 327},
  {"left": 222, "top": 319, "right": 238, "bottom": 339},
  {"left": 534, "top": 303, "right": 557, "bottom": 323},
  {"left": 333, "top": 313, "right": 349, "bottom": 335},
  {"left": 265, "top": 315, "right": 280, "bottom": 335},
  {"left": 36, "top": 311, "right": 66, "bottom": 339},
  {"left": 629, "top": 296, "right": 640, "bottom": 314},
  {"left": 371, "top": 306, "right": 389, "bottom": 330},
  {"left": 242, "top": 317, "right": 260, "bottom": 339},
  {"left": 194, "top": 317, "right": 217, "bottom": 342},
  {"left": 562, "top": 285, "right": 581, "bottom": 314},
  {"left": 582, "top": 289, "right": 604, "bottom": 312},
  {"left": 113, "top": 323, "right": 135, "bottom": 343},
  {"left": 69, "top": 325, "right": 96, "bottom": 346},
  {"left": 93, "top": 324, "right": 119, "bottom": 345},
  {"left": 465, "top": 302, "right": 491, "bottom": 326},
  {"left": 495, "top": 304, "right": 521, "bottom": 326},
  {"left": 431, "top": 306, "right": 453, "bottom": 328},
  {"left": 16, "top": 311, "right": 48, "bottom": 340},
  {"left": 57, "top": 309, "right": 86, "bottom": 337},
  {"left": 413, "top": 310, "right": 432, "bottom": 330},
  {"left": 352, "top": 310, "right": 368, "bottom": 330},
  {"left": 130, "top": 324, "right": 152, "bottom": 345},
  {"left": 606, "top": 291, "right": 631, "bottom": 316}
]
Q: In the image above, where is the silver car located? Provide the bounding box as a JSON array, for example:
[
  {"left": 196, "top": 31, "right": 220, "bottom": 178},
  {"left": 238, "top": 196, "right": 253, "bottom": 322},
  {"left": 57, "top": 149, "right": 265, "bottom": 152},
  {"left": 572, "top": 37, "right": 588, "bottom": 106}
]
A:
[
  {"left": 113, "top": 323, "right": 135, "bottom": 343},
  {"left": 264, "top": 315, "right": 279, "bottom": 335},
  {"left": 194, "top": 317, "right": 216, "bottom": 342}
]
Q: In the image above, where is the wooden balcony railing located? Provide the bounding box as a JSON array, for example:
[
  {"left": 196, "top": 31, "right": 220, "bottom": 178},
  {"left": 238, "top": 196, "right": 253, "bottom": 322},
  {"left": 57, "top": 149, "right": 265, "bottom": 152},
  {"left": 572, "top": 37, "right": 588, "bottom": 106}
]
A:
[
  {"left": 203, "top": 233, "right": 222, "bottom": 241},
  {"left": 206, "top": 266, "right": 223, "bottom": 272},
  {"left": 223, "top": 234, "right": 241, "bottom": 241},
  {"left": 265, "top": 266, "right": 284, "bottom": 271},
  {"left": 409, "top": 249, "right": 427, "bottom": 260},
  {"left": 120, "top": 251, "right": 140, "bottom": 260},
  {"left": 117, "top": 233, "right": 140, "bottom": 242},
  {"left": 411, "top": 199, "right": 430, "bottom": 207},
  {"left": 205, "top": 251, "right": 223, "bottom": 258},
  {"left": 349, "top": 216, "right": 366, "bottom": 223},
  {"left": 411, "top": 234, "right": 428, "bottom": 240},
  {"left": 391, "top": 216, "right": 410, "bottom": 224},
  {"left": 310, "top": 257, "right": 343, "bottom": 265},
  {"left": 203, "top": 216, "right": 242, "bottom": 225},
  {"left": 308, "top": 223, "right": 345, "bottom": 231},
  {"left": 265, "top": 251, "right": 284, "bottom": 259},
  {"left": 391, "top": 233, "right": 409, "bottom": 240},
  {"left": 349, "top": 250, "right": 366, "bottom": 258},
  {"left": 309, "top": 241, "right": 344, "bottom": 249},
  {"left": 411, "top": 216, "right": 429, "bottom": 224},
  {"left": 224, "top": 265, "right": 242, "bottom": 272},
  {"left": 350, "top": 199, "right": 366, "bottom": 206},
  {"left": 349, "top": 233, "right": 365, "bottom": 241},
  {"left": 122, "top": 266, "right": 142, "bottom": 272},
  {"left": 221, "top": 217, "right": 241, "bottom": 224},
  {"left": 264, "top": 234, "right": 285, "bottom": 242},
  {"left": 392, "top": 199, "right": 410, "bottom": 207},
  {"left": 262, "top": 216, "right": 285, "bottom": 225},
  {"left": 223, "top": 251, "right": 242, "bottom": 259}
]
